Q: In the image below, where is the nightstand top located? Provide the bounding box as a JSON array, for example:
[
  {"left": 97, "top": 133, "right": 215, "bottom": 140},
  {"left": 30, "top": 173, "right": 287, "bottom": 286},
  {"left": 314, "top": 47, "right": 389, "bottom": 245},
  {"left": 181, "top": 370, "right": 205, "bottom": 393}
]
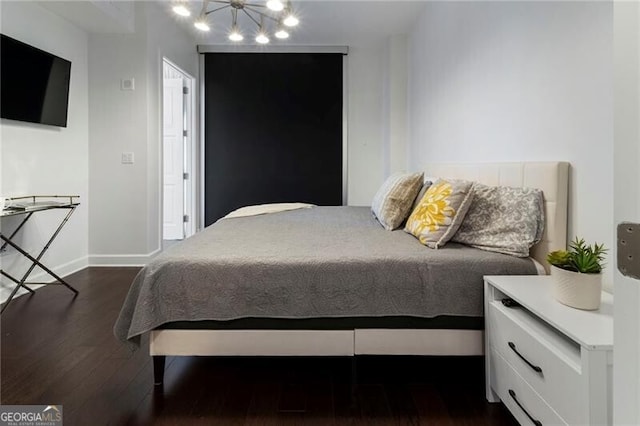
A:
[{"left": 485, "top": 275, "right": 613, "bottom": 350}]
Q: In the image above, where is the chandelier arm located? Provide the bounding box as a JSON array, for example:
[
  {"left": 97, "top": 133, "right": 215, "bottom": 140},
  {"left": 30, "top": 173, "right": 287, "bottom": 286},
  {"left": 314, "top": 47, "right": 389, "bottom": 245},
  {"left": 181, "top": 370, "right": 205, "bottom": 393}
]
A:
[
  {"left": 241, "top": 8, "right": 262, "bottom": 28},
  {"left": 231, "top": 8, "right": 238, "bottom": 25},
  {"left": 243, "top": 3, "right": 267, "bottom": 7},
  {"left": 210, "top": 0, "right": 230, "bottom": 4},
  {"left": 199, "top": 1, "right": 208, "bottom": 15},
  {"left": 205, "top": 4, "right": 232, "bottom": 15},
  {"left": 244, "top": 6, "right": 280, "bottom": 22}
]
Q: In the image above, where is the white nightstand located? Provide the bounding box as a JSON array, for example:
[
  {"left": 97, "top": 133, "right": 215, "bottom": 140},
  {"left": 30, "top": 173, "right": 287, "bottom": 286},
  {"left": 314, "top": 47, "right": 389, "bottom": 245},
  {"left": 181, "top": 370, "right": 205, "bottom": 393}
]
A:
[{"left": 484, "top": 275, "right": 613, "bottom": 426}]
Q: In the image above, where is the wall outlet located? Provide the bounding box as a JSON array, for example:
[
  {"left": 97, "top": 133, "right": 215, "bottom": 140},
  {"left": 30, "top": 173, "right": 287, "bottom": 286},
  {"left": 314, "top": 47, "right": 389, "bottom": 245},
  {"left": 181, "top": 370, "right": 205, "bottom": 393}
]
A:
[
  {"left": 618, "top": 222, "right": 640, "bottom": 280},
  {"left": 121, "top": 152, "right": 134, "bottom": 164}
]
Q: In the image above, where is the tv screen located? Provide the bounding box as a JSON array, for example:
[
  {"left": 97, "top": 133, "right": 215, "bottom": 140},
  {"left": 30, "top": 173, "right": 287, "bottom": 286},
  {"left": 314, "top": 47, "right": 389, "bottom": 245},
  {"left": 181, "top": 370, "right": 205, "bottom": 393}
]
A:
[{"left": 1, "top": 34, "right": 71, "bottom": 127}]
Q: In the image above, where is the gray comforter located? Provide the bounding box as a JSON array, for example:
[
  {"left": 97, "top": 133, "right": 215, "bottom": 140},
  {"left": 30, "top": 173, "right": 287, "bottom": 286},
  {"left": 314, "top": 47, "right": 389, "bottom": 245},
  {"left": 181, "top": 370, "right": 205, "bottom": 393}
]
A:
[{"left": 115, "top": 206, "right": 537, "bottom": 347}]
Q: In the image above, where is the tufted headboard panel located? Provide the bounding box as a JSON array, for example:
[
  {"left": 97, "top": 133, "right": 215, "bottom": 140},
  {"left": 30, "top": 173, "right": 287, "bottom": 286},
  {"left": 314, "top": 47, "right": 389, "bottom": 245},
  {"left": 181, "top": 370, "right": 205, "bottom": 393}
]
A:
[{"left": 424, "top": 162, "right": 570, "bottom": 272}]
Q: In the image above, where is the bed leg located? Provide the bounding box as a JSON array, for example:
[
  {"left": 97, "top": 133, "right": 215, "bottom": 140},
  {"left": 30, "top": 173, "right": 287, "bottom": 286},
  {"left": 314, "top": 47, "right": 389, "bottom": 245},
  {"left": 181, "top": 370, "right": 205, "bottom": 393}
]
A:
[{"left": 153, "top": 355, "right": 166, "bottom": 386}]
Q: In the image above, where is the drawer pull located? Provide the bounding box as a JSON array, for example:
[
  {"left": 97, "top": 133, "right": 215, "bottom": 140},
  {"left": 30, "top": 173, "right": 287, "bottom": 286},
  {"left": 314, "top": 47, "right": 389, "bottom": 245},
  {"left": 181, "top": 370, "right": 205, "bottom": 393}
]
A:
[
  {"left": 508, "top": 341, "right": 543, "bottom": 373},
  {"left": 509, "top": 389, "right": 542, "bottom": 426}
]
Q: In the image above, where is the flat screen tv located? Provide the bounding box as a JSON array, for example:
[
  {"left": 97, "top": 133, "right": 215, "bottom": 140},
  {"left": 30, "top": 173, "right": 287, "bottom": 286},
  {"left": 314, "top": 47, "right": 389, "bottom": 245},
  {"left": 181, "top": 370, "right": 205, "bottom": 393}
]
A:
[{"left": 1, "top": 34, "right": 72, "bottom": 127}]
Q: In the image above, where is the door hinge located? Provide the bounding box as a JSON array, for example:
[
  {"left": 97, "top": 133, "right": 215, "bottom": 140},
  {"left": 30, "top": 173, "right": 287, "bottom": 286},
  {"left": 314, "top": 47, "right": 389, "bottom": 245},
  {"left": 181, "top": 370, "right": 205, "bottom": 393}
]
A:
[
  {"left": 183, "top": 214, "right": 190, "bottom": 223},
  {"left": 183, "top": 172, "right": 189, "bottom": 180},
  {"left": 183, "top": 86, "right": 189, "bottom": 95},
  {"left": 183, "top": 129, "right": 188, "bottom": 137},
  {"left": 618, "top": 222, "right": 640, "bottom": 280}
]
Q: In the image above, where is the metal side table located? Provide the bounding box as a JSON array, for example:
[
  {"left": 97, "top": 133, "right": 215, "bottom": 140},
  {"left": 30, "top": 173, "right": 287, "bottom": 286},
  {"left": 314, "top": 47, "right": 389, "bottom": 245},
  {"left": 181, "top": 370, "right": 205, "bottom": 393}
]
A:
[{"left": 1, "top": 195, "right": 80, "bottom": 313}]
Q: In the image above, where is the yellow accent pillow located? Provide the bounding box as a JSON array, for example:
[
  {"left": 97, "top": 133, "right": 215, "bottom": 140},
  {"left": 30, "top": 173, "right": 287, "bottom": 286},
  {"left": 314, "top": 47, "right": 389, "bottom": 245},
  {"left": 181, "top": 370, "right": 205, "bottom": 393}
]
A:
[{"left": 405, "top": 178, "right": 475, "bottom": 248}]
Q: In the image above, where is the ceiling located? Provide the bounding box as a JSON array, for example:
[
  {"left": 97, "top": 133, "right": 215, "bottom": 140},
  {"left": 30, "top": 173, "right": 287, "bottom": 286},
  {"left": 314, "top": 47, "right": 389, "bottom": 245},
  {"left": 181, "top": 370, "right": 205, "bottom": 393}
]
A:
[
  {"left": 39, "top": 1, "right": 136, "bottom": 33},
  {"left": 37, "top": 1, "right": 426, "bottom": 47},
  {"left": 179, "top": 1, "right": 426, "bottom": 46}
]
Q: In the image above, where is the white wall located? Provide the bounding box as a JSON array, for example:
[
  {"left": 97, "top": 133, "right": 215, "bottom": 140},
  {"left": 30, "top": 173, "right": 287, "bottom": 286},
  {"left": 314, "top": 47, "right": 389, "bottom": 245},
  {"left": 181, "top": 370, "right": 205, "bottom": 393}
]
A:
[
  {"left": 0, "top": 1, "right": 89, "bottom": 300},
  {"left": 88, "top": 9, "right": 149, "bottom": 259},
  {"left": 347, "top": 35, "right": 409, "bottom": 206},
  {"left": 383, "top": 35, "right": 409, "bottom": 177},
  {"left": 407, "top": 1, "right": 614, "bottom": 288},
  {"left": 88, "top": 2, "right": 198, "bottom": 264},
  {"left": 613, "top": 2, "right": 640, "bottom": 424},
  {"left": 347, "top": 46, "right": 386, "bottom": 206}
]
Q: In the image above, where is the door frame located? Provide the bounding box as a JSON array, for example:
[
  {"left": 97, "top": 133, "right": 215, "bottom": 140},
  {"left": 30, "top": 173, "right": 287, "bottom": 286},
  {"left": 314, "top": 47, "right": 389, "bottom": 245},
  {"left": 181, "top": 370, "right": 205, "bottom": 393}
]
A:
[
  {"left": 613, "top": 2, "right": 640, "bottom": 424},
  {"left": 162, "top": 57, "right": 197, "bottom": 240}
]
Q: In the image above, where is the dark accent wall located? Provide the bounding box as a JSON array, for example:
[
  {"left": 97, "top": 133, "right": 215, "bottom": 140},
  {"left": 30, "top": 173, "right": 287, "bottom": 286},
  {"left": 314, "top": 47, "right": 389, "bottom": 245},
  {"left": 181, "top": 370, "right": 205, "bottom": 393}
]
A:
[{"left": 204, "top": 53, "right": 343, "bottom": 226}]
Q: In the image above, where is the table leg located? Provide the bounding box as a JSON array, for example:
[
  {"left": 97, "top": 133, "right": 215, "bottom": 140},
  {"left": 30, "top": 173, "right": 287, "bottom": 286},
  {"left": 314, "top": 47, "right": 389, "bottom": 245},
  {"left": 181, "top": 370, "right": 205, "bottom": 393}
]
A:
[
  {"left": 0, "top": 212, "right": 33, "bottom": 253},
  {"left": 9, "top": 208, "right": 79, "bottom": 294},
  {"left": 0, "top": 235, "right": 78, "bottom": 295},
  {"left": 0, "top": 270, "right": 36, "bottom": 314},
  {"left": 0, "top": 207, "right": 79, "bottom": 314},
  {"left": 0, "top": 270, "right": 36, "bottom": 294}
]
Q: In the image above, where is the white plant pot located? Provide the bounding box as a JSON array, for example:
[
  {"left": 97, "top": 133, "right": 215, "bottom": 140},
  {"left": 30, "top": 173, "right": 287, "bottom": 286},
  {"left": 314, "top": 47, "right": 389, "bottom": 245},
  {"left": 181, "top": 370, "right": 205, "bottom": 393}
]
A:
[{"left": 550, "top": 265, "right": 603, "bottom": 310}]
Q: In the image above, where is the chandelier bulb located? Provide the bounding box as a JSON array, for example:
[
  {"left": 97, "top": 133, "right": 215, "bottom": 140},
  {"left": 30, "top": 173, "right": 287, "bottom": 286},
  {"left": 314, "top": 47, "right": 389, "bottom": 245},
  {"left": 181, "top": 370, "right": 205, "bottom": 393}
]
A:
[
  {"left": 256, "top": 33, "right": 270, "bottom": 44},
  {"left": 172, "top": 4, "right": 191, "bottom": 17},
  {"left": 194, "top": 20, "right": 210, "bottom": 31},
  {"left": 229, "top": 25, "right": 244, "bottom": 42},
  {"left": 283, "top": 13, "right": 299, "bottom": 27},
  {"left": 266, "top": 0, "right": 285, "bottom": 12},
  {"left": 275, "top": 28, "right": 289, "bottom": 39}
]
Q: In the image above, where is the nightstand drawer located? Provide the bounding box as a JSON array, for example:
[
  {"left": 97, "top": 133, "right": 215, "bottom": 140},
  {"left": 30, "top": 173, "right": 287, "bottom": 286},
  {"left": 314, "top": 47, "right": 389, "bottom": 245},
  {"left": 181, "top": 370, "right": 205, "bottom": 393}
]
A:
[
  {"left": 488, "top": 301, "right": 582, "bottom": 424},
  {"left": 490, "top": 348, "right": 567, "bottom": 426}
]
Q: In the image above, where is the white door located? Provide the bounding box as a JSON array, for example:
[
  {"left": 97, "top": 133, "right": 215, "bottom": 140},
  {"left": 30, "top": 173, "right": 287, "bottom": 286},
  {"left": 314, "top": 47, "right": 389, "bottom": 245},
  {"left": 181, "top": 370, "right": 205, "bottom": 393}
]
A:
[{"left": 163, "top": 78, "right": 185, "bottom": 240}]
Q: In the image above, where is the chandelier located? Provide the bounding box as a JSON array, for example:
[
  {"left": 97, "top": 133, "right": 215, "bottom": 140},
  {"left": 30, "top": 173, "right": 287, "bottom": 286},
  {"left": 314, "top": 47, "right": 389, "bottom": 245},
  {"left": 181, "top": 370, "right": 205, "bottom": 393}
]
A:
[{"left": 172, "top": 0, "right": 300, "bottom": 44}]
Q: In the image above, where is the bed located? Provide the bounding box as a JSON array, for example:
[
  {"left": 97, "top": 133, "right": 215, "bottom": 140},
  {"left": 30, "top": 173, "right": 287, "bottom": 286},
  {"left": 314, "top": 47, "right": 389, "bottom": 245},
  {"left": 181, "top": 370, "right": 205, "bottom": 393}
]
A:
[{"left": 114, "top": 161, "right": 569, "bottom": 385}]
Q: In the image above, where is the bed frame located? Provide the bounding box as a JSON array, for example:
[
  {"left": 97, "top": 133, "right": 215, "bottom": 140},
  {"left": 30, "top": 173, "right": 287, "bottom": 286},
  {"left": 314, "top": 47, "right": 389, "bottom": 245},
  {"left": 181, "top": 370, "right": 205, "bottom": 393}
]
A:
[{"left": 150, "top": 161, "right": 569, "bottom": 385}]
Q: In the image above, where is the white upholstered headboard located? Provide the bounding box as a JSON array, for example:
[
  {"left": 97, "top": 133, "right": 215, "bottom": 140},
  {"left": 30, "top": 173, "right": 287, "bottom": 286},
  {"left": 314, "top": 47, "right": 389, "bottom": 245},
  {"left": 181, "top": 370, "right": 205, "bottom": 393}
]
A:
[{"left": 424, "top": 162, "right": 570, "bottom": 271}]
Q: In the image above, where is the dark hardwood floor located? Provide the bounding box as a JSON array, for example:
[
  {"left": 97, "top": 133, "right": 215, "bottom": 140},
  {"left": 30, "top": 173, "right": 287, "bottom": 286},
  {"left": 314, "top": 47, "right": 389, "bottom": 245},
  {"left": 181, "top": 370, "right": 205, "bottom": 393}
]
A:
[{"left": 1, "top": 267, "right": 518, "bottom": 425}]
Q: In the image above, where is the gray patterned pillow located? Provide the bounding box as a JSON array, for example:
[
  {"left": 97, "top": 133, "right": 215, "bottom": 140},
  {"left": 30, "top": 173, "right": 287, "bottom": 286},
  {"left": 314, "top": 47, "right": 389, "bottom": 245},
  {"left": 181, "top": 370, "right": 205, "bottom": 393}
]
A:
[
  {"left": 371, "top": 172, "right": 424, "bottom": 230},
  {"left": 452, "top": 184, "right": 544, "bottom": 257}
]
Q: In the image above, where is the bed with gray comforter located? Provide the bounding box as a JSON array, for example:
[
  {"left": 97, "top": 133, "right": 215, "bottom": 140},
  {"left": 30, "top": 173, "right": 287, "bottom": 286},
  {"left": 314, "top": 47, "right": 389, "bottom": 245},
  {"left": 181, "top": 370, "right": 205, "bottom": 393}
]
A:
[{"left": 115, "top": 206, "right": 537, "bottom": 347}]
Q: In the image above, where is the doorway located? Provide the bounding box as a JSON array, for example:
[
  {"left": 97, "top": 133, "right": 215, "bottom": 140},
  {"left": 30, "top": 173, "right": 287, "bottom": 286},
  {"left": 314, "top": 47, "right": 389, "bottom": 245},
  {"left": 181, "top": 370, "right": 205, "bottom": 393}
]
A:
[{"left": 162, "top": 59, "right": 195, "bottom": 242}]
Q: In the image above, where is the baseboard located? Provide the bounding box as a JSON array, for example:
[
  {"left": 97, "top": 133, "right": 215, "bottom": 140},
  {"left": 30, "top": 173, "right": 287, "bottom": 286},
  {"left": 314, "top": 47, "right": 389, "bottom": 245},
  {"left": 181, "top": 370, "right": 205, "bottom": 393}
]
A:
[
  {"left": 88, "top": 248, "right": 161, "bottom": 267},
  {"left": 0, "top": 255, "right": 88, "bottom": 304},
  {"left": 24, "top": 255, "right": 89, "bottom": 283}
]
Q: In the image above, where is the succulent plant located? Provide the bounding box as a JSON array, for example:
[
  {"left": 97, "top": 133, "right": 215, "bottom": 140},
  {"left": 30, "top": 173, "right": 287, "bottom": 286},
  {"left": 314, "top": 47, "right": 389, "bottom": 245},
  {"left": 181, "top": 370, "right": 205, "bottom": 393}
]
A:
[
  {"left": 547, "top": 237, "right": 607, "bottom": 274},
  {"left": 547, "top": 250, "right": 571, "bottom": 268}
]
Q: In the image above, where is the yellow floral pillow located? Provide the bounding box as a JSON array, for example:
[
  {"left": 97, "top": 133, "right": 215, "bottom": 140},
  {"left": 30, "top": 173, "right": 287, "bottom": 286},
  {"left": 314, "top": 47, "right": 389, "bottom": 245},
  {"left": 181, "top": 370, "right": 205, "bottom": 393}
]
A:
[{"left": 405, "top": 179, "right": 475, "bottom": 248}]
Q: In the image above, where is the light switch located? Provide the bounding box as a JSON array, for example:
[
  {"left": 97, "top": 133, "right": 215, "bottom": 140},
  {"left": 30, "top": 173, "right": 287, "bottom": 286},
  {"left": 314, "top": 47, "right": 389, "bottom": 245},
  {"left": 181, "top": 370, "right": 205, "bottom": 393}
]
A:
[
  {"left": 121, "top": 152, "right": 134, "bottom": 164},
  {"left": 121, "top": 78, "right": 135, "bottom": 91}
]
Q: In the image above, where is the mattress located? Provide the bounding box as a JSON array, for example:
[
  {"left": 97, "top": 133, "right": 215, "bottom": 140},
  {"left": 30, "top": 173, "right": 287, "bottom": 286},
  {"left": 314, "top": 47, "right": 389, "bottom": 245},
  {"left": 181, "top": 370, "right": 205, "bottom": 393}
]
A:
[{"left": 114, "top": 206, "right": 537, "bottom": 348}]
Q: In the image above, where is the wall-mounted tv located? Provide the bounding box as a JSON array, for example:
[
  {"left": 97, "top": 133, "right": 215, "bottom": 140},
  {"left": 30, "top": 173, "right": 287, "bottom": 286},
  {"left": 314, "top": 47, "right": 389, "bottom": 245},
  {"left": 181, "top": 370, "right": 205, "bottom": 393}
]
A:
[{"left": 1, "top": 34, "right": 72, "bottom": 127}]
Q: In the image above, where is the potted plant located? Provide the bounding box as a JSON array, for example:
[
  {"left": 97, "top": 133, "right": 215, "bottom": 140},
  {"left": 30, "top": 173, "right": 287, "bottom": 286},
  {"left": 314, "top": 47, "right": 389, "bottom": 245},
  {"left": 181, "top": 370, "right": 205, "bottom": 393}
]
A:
[{"left": 547, "top": 238, "right": 607, "bottom": 310}]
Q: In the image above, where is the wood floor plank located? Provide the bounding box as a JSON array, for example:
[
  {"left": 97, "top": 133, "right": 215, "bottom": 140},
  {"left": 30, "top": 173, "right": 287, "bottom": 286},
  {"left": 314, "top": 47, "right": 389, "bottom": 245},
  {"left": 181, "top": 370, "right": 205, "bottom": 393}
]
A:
[
  {"left": 411, "top": 384, "right": 455, "bottom": 426},
  {"left": 358, "top": 384, "right": 393, "bottom": 426},
  {"left": 299, "top": 369, "right": 334, "bottom": 426},
  {"left": 384, "top": 383, "right": 420, "bottom": 426},
  {"left": 1, "top": 267, "right": 519, "bottom": 425},
  {"left": 244, "top": 383, "right": 282, "bottom": 426}
]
